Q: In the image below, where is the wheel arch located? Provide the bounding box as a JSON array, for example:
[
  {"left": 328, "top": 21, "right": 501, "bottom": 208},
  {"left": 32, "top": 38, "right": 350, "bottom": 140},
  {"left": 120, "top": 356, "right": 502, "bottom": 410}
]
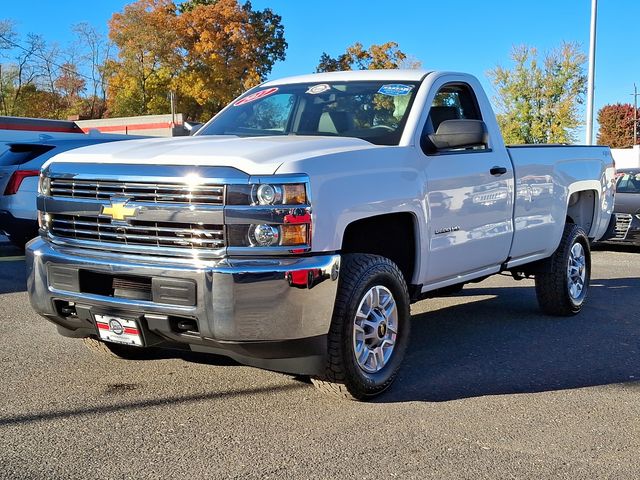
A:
[
  {"left": 566, "top": 187, "right": 598, "bottom": 237},
  {"left": 340, "top": 212, "right": 420, "bottom": 286}
]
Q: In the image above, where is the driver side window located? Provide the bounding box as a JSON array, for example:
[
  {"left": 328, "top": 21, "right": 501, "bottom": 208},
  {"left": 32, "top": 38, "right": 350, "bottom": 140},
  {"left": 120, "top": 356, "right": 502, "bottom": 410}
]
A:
[
  {"left": 427, "top": 83, "right": 482, "bottom": 133},
  {"left": 421, "top": 82, "right": 487, "bottom": 154}
]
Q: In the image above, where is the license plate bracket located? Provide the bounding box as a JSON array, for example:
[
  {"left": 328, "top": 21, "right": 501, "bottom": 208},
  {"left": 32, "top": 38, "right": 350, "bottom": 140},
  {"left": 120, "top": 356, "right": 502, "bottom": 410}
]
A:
[{"left": 94, "top": 314, "right": 144, "bottom": 347}]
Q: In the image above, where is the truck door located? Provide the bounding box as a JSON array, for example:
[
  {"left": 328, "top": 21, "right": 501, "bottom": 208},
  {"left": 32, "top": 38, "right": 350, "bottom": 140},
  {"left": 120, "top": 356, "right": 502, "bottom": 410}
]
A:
[{"left": 420, "top": 82, "right": 514, "bottom": 284}]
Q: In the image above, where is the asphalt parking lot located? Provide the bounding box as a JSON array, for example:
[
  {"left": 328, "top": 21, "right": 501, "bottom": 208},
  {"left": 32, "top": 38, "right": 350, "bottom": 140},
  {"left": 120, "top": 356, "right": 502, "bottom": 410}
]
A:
[{"left": 1, "top": 238, "right": 639, "bottom": 479}]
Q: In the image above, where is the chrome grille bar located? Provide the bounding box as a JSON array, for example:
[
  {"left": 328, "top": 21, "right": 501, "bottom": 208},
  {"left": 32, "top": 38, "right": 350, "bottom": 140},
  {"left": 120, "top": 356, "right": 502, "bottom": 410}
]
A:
[
  {"left": 50, "top": 179, "right": 224, "bottom": 205},
  {"left": 50, "top": 214, "right": 225, "bottom": 249},
  {"left": 614, "top": 213, "right": 632, "bottom": 239}
]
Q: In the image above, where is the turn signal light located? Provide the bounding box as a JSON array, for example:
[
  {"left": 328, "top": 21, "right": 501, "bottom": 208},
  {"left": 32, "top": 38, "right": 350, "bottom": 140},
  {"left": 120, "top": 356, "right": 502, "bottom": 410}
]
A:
[
  {"left": 4, "top": 169, "right": 40, "bottom": 195},
  {"left": 281, "top": 224, "right": 308, "bottom": 246},
  {"left": 282, "top": 184, "right": 306, "bottom": 205}
]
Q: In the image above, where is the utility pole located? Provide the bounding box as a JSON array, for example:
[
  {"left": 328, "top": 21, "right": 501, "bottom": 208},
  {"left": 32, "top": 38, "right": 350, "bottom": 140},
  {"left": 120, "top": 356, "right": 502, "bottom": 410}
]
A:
[
  {"left": 632, "top": 84, "right": 639, "bottom": 145},
  {"left": 0, "top": 63, "right": 3, "bottom": 115},
  {"left": 169, "top": 90, "right": 176, "bottom": 127},
  {"left": 586, "top": 0, "right": 598, "bottom": 145}
]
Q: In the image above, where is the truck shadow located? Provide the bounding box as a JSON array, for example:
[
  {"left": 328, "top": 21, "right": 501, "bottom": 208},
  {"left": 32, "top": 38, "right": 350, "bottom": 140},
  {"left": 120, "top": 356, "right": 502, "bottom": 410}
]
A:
[{"left": 381, "top": 277, "right": 640, "bottom": 403}]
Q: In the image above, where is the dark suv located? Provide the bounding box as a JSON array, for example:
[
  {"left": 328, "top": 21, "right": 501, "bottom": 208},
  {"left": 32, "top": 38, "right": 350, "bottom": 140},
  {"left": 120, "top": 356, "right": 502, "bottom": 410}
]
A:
[{"left": 607, "top": 169, "right": 640, "bottom": 245}]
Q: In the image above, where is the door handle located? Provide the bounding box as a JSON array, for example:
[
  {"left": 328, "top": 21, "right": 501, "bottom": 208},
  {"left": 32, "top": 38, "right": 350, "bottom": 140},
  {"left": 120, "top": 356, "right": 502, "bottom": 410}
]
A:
[{"left": 490, "top": 166, "right": 508, "bottom": 176}]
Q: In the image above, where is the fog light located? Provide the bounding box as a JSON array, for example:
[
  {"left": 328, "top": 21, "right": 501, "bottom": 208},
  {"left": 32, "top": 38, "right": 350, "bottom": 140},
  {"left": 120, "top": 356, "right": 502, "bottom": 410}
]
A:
[
  {"left": 250, "top": 224, "right": 279, "bottom": 246},
  {"left": 38, "top": 175, "right": 51, "bottom": 195},
  {"left": 256, "top": 184, "right": 282, "bottom": 205}
]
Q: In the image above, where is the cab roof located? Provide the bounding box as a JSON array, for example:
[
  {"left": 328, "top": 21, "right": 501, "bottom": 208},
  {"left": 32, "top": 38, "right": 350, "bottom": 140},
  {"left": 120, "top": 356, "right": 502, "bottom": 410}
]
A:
[{"left": 261, "top": 69, "right": 433, "bottom": 86}]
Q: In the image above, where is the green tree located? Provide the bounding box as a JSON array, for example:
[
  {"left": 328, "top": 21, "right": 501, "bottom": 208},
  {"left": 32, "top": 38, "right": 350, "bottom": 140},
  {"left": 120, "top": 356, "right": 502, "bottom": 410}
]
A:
[
  {"left": 597, "top": 103, "right": 638, "bottom": 148},
  {"left": 488, "top": 42, "right": 587, "bottom": 144},
  {"left": 316, "top": 42, "right": 417, "bottom": 72}
]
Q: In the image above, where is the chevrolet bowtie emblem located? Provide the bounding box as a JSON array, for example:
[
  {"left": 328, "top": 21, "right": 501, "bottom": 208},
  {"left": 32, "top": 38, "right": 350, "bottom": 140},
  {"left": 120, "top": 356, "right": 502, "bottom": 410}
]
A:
[{"left": 102, "top": 200, "right": 137, "bottom": 221}]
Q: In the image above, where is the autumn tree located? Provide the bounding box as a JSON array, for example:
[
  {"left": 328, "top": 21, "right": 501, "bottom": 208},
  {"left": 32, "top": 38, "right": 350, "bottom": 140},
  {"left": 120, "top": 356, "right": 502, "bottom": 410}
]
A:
[
  {"left": 54, "top": 63, "right": 86, "bottom": 113},
  {"left": 316, "top": 42, "right": 417, "bottom": 72},
  {"left": 106, "top": 0, "right": 181, "bottom": 116},
  {"left": 596, "top": 103, "right": 639, "bottom": 148},
  {"left": 106, "top": 0, "right": 286, "bottom": 120},
  {"left": 488, "top": 42, "right": 587, "bottom": 144},
  {"left": 176, "top": 0, "right": 286, "bottom": 119}
]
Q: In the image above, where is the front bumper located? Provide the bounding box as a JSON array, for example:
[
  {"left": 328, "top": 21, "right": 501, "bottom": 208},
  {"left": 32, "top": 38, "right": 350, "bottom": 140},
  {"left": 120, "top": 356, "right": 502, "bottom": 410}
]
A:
[{"left": 26, "top": 237, "right": 340, "bottom": 374}]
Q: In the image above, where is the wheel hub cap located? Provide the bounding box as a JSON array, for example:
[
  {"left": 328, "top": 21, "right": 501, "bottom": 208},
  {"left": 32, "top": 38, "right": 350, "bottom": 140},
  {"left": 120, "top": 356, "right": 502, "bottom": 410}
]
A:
[
  {"left": 567, "top": 242, "right": 586, "bottom": 300},
  {"left": 353, "top": 285, "right": 398, "bottom": 374},
  {"left": 377, "top": 322, "right": 387, "bottom": 338}
]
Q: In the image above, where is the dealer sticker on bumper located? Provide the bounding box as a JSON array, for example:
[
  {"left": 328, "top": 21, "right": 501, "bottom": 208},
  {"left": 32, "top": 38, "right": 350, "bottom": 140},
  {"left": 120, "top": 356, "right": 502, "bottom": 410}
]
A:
[{"left": 95, "top": 315, "right": 143, "bottom": 347}]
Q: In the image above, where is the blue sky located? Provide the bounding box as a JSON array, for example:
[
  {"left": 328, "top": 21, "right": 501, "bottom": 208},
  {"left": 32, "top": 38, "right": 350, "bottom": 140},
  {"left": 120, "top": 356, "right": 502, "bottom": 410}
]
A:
[{"left": 1, "top": 0, "right": 638, "bottom": 141}]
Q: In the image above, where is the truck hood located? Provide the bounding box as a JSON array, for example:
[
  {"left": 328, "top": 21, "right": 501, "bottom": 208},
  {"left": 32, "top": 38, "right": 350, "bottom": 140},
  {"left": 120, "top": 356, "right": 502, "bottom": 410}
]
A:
[{"left": 43, "top": 135, "right": 378, "bottom": 175}]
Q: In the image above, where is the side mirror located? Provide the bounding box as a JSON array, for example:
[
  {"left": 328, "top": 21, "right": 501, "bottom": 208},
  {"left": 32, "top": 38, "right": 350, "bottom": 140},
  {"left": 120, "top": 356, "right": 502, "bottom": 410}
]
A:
[{"left": 427, "top": 119, "right": 488, "bottom": 151}]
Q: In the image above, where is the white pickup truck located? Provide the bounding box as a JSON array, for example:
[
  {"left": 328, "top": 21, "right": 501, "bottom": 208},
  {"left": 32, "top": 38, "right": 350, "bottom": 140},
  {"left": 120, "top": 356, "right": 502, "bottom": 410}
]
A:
[{"left": 26, "top": 70, "right": 616, "bottom": 400}]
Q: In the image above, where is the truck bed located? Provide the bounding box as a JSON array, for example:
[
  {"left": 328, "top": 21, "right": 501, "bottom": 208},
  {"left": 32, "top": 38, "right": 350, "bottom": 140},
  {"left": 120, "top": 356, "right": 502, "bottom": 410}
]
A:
[{"left": 505, "top": 144, "right": 614, "bottom": 267}]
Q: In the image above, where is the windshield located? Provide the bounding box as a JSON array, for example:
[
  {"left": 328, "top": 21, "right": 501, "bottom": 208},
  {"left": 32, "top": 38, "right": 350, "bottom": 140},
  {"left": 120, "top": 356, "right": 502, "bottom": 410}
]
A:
[
  {"left": 616, "top": 170, "right": 640, "bottom": 194},
  {"left": 198, "top": 81, "right": 420, "bottom": 146}
]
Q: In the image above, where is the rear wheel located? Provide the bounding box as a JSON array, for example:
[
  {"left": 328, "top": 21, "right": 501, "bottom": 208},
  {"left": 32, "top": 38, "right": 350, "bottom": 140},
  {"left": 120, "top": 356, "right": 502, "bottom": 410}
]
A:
[
  {"left": 312, "top": 254, "right": 410, "bottom": 400},
  {"left": 535, "top": 223, "right": 591, "bottom": 316}
]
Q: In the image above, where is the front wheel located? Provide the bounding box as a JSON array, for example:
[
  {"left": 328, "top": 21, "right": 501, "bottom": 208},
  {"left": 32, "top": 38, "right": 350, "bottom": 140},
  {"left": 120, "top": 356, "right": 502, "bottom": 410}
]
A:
[
  {"left": 535, "top": 223, "right": 591, "bottom": 316},
  {"left": 312, "top": 254, "right": 410, "bottom": 400}
]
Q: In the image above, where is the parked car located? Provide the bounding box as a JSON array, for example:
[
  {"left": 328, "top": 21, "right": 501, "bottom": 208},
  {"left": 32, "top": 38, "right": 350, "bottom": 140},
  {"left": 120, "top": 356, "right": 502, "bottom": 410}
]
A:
[
  {"left": 605, "top": 168, "right": 640, "bottom": 245},
  {"left": 0, "top": 133, "right": 143, "bottom": 246}
]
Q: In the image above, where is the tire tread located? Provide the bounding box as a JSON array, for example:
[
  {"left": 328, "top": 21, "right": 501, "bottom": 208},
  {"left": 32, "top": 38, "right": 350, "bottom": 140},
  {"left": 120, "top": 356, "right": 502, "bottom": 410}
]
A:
[
  {"left": 312, "top": 254, "right": 410, "bottom": 400},
  {"left": 535, "top": 223, "right": 590, "bottom": 316}
]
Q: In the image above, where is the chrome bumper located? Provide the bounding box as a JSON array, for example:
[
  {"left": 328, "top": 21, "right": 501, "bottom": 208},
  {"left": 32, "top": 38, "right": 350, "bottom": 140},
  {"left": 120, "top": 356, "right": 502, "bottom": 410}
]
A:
[{"left": 26, "top": 238, "right": 340, "bottom": 373}]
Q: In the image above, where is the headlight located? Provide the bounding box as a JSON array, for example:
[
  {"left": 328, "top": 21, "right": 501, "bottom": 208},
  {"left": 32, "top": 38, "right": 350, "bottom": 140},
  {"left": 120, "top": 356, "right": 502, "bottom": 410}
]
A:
[
  {"left": 255, "top": 184, "right": 282, "bottom": 205},
  {"left": 225, "top": 177, "right": 311, "bottom": 252},
  {"left": 252, "top": 183, "right": 306, "bottom": 205},
  {"left": 38, "top": 175, "right": 51, "bottom": 195},
  {"left": 230, "top": 222, "right": 309, "bottom": 248},
  {"left": 250, "top": 224, "right": 280, "bottom": 246},
  {"left": 227, "top": 183, "right": 308, "bottom": 206}
]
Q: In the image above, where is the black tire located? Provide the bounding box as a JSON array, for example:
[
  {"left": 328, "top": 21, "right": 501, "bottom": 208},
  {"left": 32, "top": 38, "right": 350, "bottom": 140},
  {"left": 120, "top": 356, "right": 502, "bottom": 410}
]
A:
[
  {"left": 311, "top": 254, "right": 411, "bottom": 400},
  {"left": 82, "top": 337, "right": 151, "bottom": 360},
  {"left": 535, "top": 223, "right": 591, "bottom": 316}
]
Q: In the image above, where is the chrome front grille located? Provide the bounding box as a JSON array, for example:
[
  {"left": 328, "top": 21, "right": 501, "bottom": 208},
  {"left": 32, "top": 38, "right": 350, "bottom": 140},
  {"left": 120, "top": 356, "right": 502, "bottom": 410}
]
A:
[
  {"left": 50, "top": 214, "right": 225, "bottom": 250},
  {"left": 614, "top": 213, "right": 632, "bottom": 239},
  {"left": 50, "top": 179, "right": 224, "bottom": 205}
]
